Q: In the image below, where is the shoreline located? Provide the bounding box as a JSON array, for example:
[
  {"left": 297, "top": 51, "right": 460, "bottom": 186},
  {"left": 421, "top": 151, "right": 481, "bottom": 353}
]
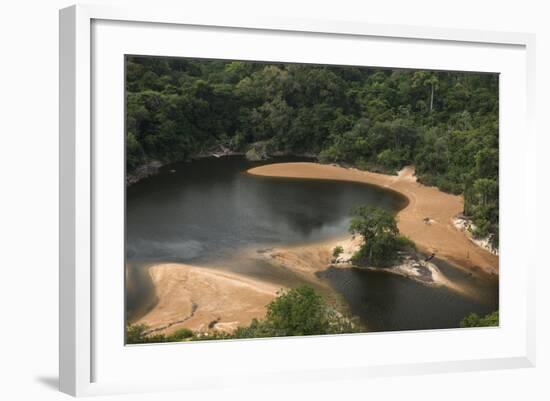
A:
[
  {"left": 133, "top": 263, "right": 282, "bottom": 336},
  {"left": 126, "top": 150, "right": 318, "bottom": 187},
  {"left": 247, "top": 162, "right": 499, "bottom": 276},
  {"left": 254, "top": 234, "right": 478, "bottom": 301},
  {"left": 131, "top": 161, "right": 498, "bottom": 336}
]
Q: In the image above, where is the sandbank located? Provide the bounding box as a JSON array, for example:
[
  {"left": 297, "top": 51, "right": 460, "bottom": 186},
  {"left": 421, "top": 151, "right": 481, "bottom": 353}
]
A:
[
  {"left": 133, "top": 263, "right": 282, "bottom": 336},
  {"left": 247, "top": 162, "right": 499, "bottom": 276}
]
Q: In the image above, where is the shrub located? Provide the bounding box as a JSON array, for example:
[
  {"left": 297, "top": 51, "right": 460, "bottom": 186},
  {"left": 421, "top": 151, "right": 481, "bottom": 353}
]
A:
[
  {"left": 265, "top": 286, "right": 331, "bottom": 336},
  {"left": 171, "top": 328, "right": 194, "bottom": 340},
  {"left": 235, "top": 286, "right": 359, "bottom": 338},
  {"left": 125, "top": 324, "right": 168, "bottom": 344},
  {"left": 460, "top": 311, "right": 499, "bottom": 328}
]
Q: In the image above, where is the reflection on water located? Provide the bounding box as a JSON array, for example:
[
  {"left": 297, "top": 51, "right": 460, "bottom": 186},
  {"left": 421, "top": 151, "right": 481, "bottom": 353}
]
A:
[
  {"left": 126, "top": 155, "right": 498, "bottom": 330},
  {"left": 126, "top": 156, "right": 406, "bottom": 264},
  {"left": 317, "top": 266, "right": 498, "bottom": 332}
]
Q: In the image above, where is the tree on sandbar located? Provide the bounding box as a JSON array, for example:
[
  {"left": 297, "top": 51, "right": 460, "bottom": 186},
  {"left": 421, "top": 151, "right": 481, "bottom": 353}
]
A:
[{"left": 349, "top": 206, "right": 414, "bottom": 267}]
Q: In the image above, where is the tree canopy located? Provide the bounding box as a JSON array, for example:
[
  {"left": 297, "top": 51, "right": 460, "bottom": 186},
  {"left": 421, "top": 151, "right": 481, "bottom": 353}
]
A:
[
  {"left": 349, "top": 206, "right": 414, "bottom": 267},
  {"left": 126, "top": 56, "right": 499, "bottom": 247}
]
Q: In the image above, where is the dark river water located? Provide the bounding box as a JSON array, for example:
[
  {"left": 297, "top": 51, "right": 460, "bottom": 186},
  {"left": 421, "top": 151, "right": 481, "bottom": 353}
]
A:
[{"left": 126, "top": 155, "right": 498, "bottom": 331}]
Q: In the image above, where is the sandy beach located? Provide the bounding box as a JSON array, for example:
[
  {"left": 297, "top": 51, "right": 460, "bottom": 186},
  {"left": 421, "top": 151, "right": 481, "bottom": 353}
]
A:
[
  {"left": 134, "top": 263, "right": 281, "bottom": 335},
  {"left": 248, "top": 162, "right": 499, "bottom": 276}
]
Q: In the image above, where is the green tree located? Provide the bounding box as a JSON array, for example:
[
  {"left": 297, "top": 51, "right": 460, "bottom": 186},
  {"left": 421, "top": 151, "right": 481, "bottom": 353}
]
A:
[
  {"left": 235, "top": 286, "right": 358, "bottom": 338},
  {"left": 460, "top": 311, "right": 499, "bottom": 328},
  {"left": 349, "top": 206, "right": 398, "bottom": 244},
  {"left": 411, "top": 71, "right": 439, "bottom": 112},
  {"left": 265, "top": 286, "right": 330, "bottom": 336},
  {"left": 349, "top": 206, "right": 412, "bottom": 267}
]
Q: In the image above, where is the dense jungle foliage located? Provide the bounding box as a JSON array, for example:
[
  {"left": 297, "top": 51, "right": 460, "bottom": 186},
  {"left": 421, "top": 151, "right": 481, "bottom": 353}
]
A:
[{"left": 126, "top": 56, "right": 499, "bottom": 247}]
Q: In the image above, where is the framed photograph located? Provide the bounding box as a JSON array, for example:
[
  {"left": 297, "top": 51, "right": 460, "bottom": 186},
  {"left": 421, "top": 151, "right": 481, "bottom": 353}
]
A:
[{"left": 59, "top": 4, "right": 536, "bottom": 396}]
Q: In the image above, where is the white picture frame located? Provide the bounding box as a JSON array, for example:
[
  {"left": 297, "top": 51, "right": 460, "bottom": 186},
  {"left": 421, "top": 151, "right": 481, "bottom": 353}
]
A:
[{"left": 59, "top": 3, "right": 536, "bottom": 397}]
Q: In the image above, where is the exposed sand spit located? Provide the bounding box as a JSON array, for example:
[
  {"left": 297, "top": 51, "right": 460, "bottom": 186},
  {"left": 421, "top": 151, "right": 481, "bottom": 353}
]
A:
[
  {"left": 255, "top": 235, "right": 477, "bottom": 300},
  {"left": 248, "top": 162, "right": 499, "bottom": 276},
  {"left": 134, "top": 263, "right": 281, "bottom": 335}
]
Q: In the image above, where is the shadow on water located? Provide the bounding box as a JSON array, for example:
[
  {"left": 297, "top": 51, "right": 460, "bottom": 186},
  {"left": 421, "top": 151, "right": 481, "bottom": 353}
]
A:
[
  {"left": 317, "top": 259, "right": 498, "bottom": 332},
  {"left": 125, "top": 262, "right": 159, "bottom": 322}
]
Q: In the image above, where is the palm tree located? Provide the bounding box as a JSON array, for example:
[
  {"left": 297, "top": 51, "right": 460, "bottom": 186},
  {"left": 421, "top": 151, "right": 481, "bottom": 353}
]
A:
[
  {"left": 425, "top": 75, "right": 439, "bottom": 112},
  {"left": 412, "top": 71, "right": 439, "bottom": 112}
]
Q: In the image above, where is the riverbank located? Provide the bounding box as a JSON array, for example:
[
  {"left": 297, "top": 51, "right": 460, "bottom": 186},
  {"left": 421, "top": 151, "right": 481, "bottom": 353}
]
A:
[
  {"left": 126, "top": 151, "right": 244, "bottom": 186},
  {"left": 131, "top": 161, "right": 498, "bottom": 337},
  {"left": 247, "top": 162, "right": 499, "bottom": 276},
  {"left": 133, "top": 263, "right": 281, "bottom": 336},
  {"left": 125, "top": 143, "right": 317, "bottom": 186},
  {"left": 253, "top": 235, "right": 475, "bottom": 299},
  {"left": 452, "top": 214, "right": 499, "bottom": 255}
]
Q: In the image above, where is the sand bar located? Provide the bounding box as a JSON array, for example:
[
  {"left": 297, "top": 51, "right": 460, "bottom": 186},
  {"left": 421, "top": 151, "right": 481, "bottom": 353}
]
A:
[
  {"left": 247, "top": 162, "right": 499, "bottom": 276},
  {"left": 134, "top": 263, "right": 282, "bottom": 335}
]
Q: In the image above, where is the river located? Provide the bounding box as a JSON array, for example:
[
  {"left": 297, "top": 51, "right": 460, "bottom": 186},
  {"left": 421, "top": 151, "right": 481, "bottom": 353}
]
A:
[{"left": 126, "top": 155, "right": 498, "bottom": 331}]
